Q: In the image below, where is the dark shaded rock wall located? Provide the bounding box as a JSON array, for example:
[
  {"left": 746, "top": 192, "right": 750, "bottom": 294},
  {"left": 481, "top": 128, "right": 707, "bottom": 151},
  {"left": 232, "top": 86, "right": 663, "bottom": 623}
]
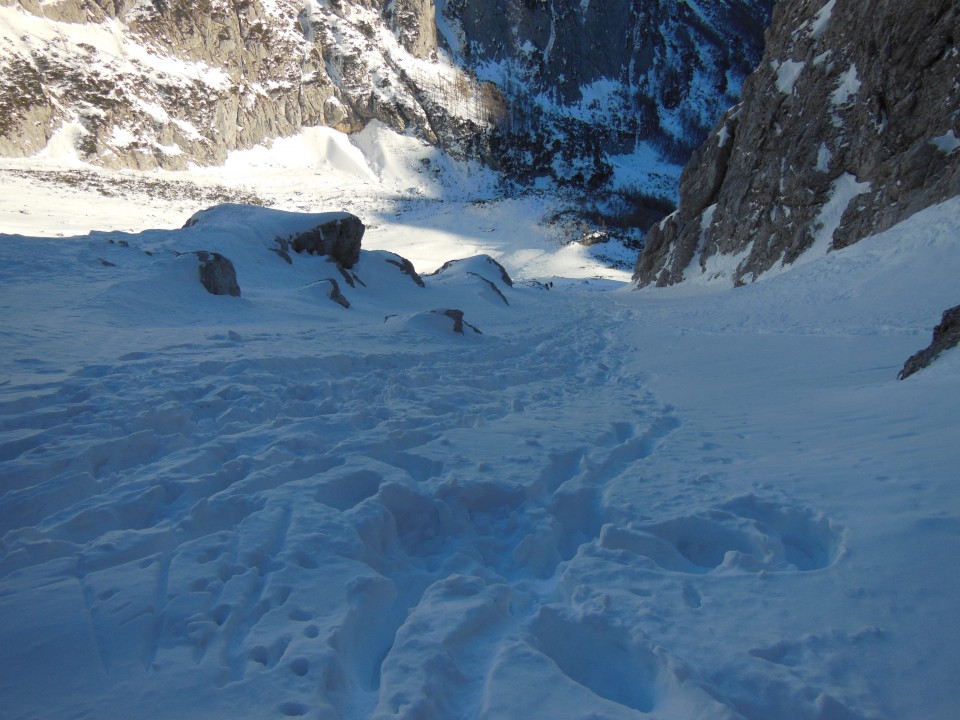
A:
[
  {"left": 442, "top": 0, "right": 774, "bottom": 182},
  {"left": 899, "top": 305, "right": 960, "bottom": 380},
  {"left": 634, "top": 0, "right": 960, "bottom": 287}
]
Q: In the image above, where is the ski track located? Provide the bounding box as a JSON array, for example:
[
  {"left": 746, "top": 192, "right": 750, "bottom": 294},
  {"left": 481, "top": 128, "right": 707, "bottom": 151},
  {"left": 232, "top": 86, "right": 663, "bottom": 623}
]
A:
[{"left": 0, "top": 291, "right": 849, "bottom": 720}]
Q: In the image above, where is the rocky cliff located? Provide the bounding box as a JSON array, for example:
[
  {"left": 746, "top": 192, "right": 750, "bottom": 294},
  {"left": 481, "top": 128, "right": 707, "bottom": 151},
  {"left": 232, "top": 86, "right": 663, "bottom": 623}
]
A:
[
  {"left": 634, "top": 0, "right": 960, "bottom": 287},
  {"left": 438, "top": 0, "right": 774, "bottom": 184},
  {"left": 0, "top": 0, "right": 772, "bottom": 187},
  {"left": 0, "top": 0, "right": 497, "bottom": 169}
]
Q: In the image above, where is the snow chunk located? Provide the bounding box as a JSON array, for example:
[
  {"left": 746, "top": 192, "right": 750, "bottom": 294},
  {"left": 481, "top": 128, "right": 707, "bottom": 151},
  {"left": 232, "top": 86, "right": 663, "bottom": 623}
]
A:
[
  {"left": 931, "top": 131, "right": 960, "bottom": 154},
  {"left": 109, "top": 127, "right": 138, "bottom": 147},
  {"left": 831, "top": 65, "right": 861, "bottom": 105},
  {"left": 717, "top": 124, "right": 731, "bottom": 148},
  {"left": 773, "top": 60, "right": 805, "bottom": 94},
  {"left": 810, "top": 0, "right": 837, "bottom": 39},
  {"left": 154, "top": 143, "right": 183, "bottom": 157},
  {"left": 813, "top": 50, "right": 832, "bottom": 67},
  {"left": 815, "top": 143, "right": 832, "bottom": 173}
]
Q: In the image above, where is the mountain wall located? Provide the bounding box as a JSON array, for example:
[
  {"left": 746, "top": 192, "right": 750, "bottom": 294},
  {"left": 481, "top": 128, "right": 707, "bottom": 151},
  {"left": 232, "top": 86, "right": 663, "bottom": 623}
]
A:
[
  {"left": 438, "top": 0, "right": 774, "bottom": 184},
  {"left": 0, "top": 0, "right": 496, "bottom": 170},
  {"left": 634, "top": 0, "right": 960, "bottom": 287},
  {"left": 0, "top": 0, "right": 772, "bottom": 187}
]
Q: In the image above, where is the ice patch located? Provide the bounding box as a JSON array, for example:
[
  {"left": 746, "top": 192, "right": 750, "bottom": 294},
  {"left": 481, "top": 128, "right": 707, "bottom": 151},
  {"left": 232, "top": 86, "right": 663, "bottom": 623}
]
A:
[
  {"left": 716, "top": 124, "right": 731, "bottom": 147},
  {"left": 931, "top": 131, "right": 960, "bottom": 153},
  {"left": 773, "top": 59, "right": 805, "bottom": 94},
  {"left": 808, "top": 172, "right": 872, "bottom": 256},
  {"left": 815, "top": 142, "right": 832, "bottom": 173},
  {"left": 831, "top": 64, "right": 862, "bottom": 105},
  {"left": 810, "top": 0, "right": 837, "bottom": 39}
]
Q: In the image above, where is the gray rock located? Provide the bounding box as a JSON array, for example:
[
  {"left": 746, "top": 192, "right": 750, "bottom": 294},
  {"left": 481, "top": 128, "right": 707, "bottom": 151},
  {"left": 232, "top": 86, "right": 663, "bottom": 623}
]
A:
[
  {"left": 390, "top": 0, "right": 438, "bottom": 59},
  {"left": 898, "top": 305, "right": 960, "bottom": 380},
  {"left": 438, "top": 309, "right": 482, "bottom": 335},
  {"left": 318, "top": 278, "right": 350, "bottom": 309},
  {"left": 194, "top": 251, "right": 240, "bottom": 297},
  {"left": 385, "top": 254, "right": 426, "bottom": 288},
  {"left": 0, "top": 0, "right": 772, "bottom": 186},
  {"left": 290, "top": 215, "right": 364, "bottom": 269},
  {"left": 634, "top": 0, "right": 960, "bottom": 288}
]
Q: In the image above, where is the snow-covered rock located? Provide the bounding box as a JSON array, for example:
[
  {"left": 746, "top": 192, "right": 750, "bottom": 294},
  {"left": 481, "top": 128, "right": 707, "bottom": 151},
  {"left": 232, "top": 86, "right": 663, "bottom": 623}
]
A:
[{"left": 193, "top": 250, "right": 241, "bottom": 297}]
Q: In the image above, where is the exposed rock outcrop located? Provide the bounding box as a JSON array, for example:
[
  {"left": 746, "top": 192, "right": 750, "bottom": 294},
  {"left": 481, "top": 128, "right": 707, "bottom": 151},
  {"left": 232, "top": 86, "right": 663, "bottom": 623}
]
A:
[
  {"left": 318, "top": 277, "right": 351, "bottom": 309},
  {"left": 898, "top": 305, "right": 960, "bottom": 380},
  {"left": 289, "top": 214, "right": 364, "bottom": 269},
  {"left": 438, "top": 308, "right": 482, "bottom": 335},
  {"left": 194, "top": 251, "right": 240, "bottom": 297},
  {"left": 634, "top": 0, "right": 960, "bottom": 288},
  {"left": 0, "top": 0, "right": 492, "bottom": 168}
]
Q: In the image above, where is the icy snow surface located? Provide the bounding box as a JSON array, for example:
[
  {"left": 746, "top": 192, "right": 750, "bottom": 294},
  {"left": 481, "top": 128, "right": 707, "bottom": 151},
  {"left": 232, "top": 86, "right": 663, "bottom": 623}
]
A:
[
  {"left": 1, "top": 127, "right": 959, "bottom": 720},
  {"left": 773, "top": 59, "right": 805, "bottom": 95}
]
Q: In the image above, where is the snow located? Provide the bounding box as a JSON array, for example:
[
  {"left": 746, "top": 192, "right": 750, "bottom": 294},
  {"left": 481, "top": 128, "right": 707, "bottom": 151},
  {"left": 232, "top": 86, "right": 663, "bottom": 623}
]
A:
[
  {"left": 815, "top": 141, "right": 833, "bottom": 172},
  {"left": 807, "top": 172, "right": 872, "bottom": 257},
  {"left": 716, "top": 123, "right": 731, "bottom": 148},
  {"left": 809, "top": 0, "right": 837, "bottom": 39},
  {"left": 0, "top": 5, "right": 231, "bottom": 91},
  {"left": 831, "top": 64, "right": 862, "bottom": 105},
  {"left": 773, "top": 59, "right": 806, "bottom": 94},
  {"left": 930, "top": 130, "right": 960, "bottom": 154},
  {"left": 2, "top": 124, "right": 960, "bottom": 720},
  {"left": 606, "top": 142, "right": 683, "bottom": 200}
]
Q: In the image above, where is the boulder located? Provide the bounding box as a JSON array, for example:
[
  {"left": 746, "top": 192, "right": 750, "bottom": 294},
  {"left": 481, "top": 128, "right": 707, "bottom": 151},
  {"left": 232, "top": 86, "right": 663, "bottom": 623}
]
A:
[
  {"left": 898, "top": 305, "right": 960, "bottom": 379},
  {"left": 194, "top": 251, "right": 240, "bottom": 297},
  {"left": 290, "top": 214, "right": 364, "bottom": 269},
  {"left": 438, "top": 309, "right": 482, "bottom": 335},
  {"left": 385, "top": 254, "right": 425, "bottom": 287},
  {"left": 427, "top": 255, "right": 513, "bottom": 287},
  {"left": 319, "top": 278, "right": 350, "bottom": 309}
]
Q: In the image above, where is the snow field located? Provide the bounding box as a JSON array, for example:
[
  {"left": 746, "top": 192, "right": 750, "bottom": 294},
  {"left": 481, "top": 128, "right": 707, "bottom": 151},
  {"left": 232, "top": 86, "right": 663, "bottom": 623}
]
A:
[{"left": 1, "top": 129, "right": 959, "bottom": 719}]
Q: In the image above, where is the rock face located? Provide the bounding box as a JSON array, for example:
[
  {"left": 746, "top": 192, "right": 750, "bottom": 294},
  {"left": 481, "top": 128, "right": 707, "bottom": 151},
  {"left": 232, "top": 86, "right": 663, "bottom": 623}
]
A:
[
  {"left": 290, "top": 214, "right": 364, "bottom": 269},
  {"left": 442, "top": 0, "right": 773, "bottom": 184},
  {"left": 634, "top": 0, "right": 960, "bottom": 288},
  {"left": 318, "top": 277, "right": 350, "bottom": 309},
  {"left": 0, "top": 0, "right": 493, "bottom": 168},
  {"left": 0, "top": 0, "right": 772, "bottom": 188},
  {"left": 437, "top": 308, "right": 482, "bottom": 335},
  {"left": 899, "top": 305, "right": 960, "bottom": 380}
]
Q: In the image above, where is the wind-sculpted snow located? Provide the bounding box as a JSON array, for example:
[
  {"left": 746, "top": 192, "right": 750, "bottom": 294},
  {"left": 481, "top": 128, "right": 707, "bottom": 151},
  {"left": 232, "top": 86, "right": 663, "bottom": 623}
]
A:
[{"left": 2, "top": 198, "right": 960, "bottom": 720}]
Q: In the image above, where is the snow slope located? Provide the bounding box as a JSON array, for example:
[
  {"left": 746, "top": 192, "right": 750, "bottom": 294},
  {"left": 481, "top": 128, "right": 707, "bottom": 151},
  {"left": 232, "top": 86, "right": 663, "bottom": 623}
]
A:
[{"left": 1, "top": 132, "right": 959, "bottom": 720}]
